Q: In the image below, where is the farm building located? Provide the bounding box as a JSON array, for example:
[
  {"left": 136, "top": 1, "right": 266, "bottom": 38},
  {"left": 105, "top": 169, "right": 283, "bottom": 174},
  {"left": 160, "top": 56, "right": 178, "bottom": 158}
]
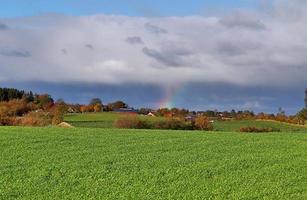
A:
[{"left": 147, "top": 112, "right": 156, "bottom": 117}]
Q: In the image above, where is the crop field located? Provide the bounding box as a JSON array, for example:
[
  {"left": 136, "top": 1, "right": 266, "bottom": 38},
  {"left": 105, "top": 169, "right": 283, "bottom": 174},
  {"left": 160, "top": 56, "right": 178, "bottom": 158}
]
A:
[
  {"left": 65, "top": 113, "right": 307, "bottom": 132},
  {"left": 64, "top": 113, "right": 164, "bottom": 128},
  {"left": 214, "top": 120, "right": 307, "bottom": 133},
  {"left": 65, "top": 113, "right": 121, "bottom": 128},
  {"left": 1, "top": 126, "right": 307, "bottom": 199}
]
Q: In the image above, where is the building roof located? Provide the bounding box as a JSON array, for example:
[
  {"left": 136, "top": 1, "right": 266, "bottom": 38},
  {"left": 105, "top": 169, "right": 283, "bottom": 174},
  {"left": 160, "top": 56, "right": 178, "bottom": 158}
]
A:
[{"left": 114, "top": 108, "right": 137, "bottom": 113}]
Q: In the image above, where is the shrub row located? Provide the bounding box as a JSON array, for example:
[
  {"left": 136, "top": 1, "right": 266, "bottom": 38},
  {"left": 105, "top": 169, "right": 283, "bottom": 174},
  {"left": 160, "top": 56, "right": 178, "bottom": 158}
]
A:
[
  {"left": 115, "top": 116, "right": 213, "bottom": 131},
  {"left": 0, "top": 102, "right": 66, "bottom": 127},
  {"left": 0, "top": 111, "right": 53, "bottom": 127},
  {"left": 239, "top": 126, "right": 280, "bottom": 133},
  {"left": 20, "top": 111, "right": 53, "bottom": 127},
  {"left": 0, "top": 117, "right": 18, "bottom": 126}
]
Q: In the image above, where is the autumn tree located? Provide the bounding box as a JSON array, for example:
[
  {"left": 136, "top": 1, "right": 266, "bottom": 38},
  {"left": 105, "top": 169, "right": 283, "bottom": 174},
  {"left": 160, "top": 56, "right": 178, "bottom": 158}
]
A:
[
  {"left": 52, "top": 102, "right": 67, "bottom": 125},
  {"left": 93, "top": 104, "right": 102, "bottom": 112},
  {"left": 34, "top": 94, "right": 54, "bottom": 110},
  {"left": 80, "top": 105, "right": 87, "bottom": 113},
  {"left": 297, "top": 108, "right": 307, "bottom": 125},
  {"left": 194, "top": 116, "right": 213, "bottom": 131}
]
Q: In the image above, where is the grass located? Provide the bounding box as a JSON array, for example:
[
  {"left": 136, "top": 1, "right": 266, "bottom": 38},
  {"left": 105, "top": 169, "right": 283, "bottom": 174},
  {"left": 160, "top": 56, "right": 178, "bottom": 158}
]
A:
[
  {"left": 214, "top": 120, "right": 307, "bottom": 133},
  {"left": 14, "top": 113, "right": 306, "bottom": 198},
  {"left": 65, "top": 113, "right": 307, "bottom": 132},
  {"left": 65, "top": 113, "right": 119, "bottom": 128},
  {"left": 65, "top": 112, "right": 164, "bottom": 128},
  {"left": 0, "top": 126, "right": 307, "bottom": 199}
]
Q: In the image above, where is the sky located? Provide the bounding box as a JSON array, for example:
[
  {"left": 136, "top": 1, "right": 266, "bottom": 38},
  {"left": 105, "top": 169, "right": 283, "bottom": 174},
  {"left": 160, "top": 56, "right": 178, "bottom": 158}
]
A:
[
  {"left": 0, "top": 0, "right": 259, "bottom": 17},
  {"left": 0, "top": 0, "right": 306, "bottom": 114}
]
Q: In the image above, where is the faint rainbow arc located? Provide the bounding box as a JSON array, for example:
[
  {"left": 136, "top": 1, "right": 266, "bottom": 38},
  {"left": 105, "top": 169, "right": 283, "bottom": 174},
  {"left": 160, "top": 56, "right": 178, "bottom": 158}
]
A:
[{"left": 158, "top": 83, "right": 187, "bottom": 109}]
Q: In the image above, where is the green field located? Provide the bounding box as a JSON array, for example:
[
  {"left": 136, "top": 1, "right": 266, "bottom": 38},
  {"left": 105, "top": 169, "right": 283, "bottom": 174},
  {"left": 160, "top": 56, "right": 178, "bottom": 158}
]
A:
[
  {"left": 214, "top": 120, "right": 307, "bottom": 133},
  {"left": 65, "top": 113, "right": 164, "bottom": 129},
  {"left": 65, "top": 113, "right": 121, "bottom": 128},
  {"left": 65, "top": 113, "right": 307, "bottom": 132},
  {"left": 0, "top": 126, "right": 307, "bottom": 199}
]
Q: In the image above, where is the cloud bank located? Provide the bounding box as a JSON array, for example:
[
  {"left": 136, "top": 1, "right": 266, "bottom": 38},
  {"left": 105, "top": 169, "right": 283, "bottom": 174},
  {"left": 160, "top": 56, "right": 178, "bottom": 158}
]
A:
[{"left": 0, "top": 0, "right": 307, "bottom": 88}]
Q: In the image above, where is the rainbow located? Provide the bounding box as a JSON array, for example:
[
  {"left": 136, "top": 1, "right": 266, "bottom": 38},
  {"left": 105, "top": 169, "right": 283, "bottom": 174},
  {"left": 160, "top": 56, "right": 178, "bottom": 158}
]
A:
[{"left": 158, "top": 83, "right": 186, "bottom": 109}]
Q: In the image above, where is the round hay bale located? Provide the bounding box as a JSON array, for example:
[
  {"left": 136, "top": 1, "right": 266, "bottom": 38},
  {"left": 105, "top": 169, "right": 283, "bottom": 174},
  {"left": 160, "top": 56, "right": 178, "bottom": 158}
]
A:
[{"left": 57, "top": 122, "right": 74, "bottom": 128}]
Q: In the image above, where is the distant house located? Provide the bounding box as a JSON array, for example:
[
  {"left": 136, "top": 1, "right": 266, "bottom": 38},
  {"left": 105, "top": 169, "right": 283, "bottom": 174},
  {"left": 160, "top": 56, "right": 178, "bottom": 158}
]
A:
[
  {"left": 67, "top": 107, "right": 76, "bottom": 113},
  {"left": 185, "top": 115, "right": 196, "bottom": 121},
  {"left": 114, "top": 108, "right": 138, "bottom": 114},
  {"left": 147, "top": 112, "right": 156, "bottom": 117}
]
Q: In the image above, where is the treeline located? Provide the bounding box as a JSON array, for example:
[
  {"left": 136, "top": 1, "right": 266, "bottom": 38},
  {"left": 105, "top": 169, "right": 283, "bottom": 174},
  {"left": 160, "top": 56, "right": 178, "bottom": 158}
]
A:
[
  {"left": 115, "top": 115, "right": 213, "bottom": 131},
  {"left": 0, "top": 88, "right": 34, "bottom": 102},
  {"left": 140, "top": 107, "right": 307, "bottom": 125},
  {"left": 151, "top": 108, "right": 255, "bottom": 119},
  {"left": 1, "top": 87, "right": 307, "bottom": 127},
  {"left": 139, "top": 108, "right": 257, "bottom": 120},
  {"left": 0, "top": 88, "right": 65, "bottom": 126},
  {"left": 0, "top": 87, "right": 133, "bottom": 127},
  {"left": 65, "top": 99, "right": 129, "bottom": 113}
]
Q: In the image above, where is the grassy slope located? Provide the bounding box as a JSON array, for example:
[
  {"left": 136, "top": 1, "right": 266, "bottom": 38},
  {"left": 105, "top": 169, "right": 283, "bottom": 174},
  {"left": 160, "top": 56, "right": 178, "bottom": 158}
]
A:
[
  {"left": 65, "top": 113, "right": 120, "bottom": 128},
  {"left": 65, "top": 113, "right": 164, "bottom": 128},
  {"left": 65, "top": 113, "right": 307, "bottom": 132},
  {"left": 214, "top": 120, "right": 307, "bottom": 133},
  {"left": 1, "top": 127, "right": 307, "bottom": 199}
]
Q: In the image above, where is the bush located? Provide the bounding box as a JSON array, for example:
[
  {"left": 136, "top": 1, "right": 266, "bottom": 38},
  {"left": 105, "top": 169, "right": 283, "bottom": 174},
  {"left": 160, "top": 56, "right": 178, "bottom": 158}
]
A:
[
  {"left": 115, "top": 116, "right": 150, "bottom": 129},
  {"left": 239, "top": 126, "right": 280, "bottom": 133},
  {"left": 51, "top": 103, "right": 67, "bottom": 125},
  {"left": 93, "top": 104, "right": 102, "bottom": 112},
  {"left": 0, "top": 100, "right": 31, "bottom": 117},
  {"left": 155, "top": 119, "right": 177, "bottom": 130},
  {"left": 20, "top": 111, "right": 52, "bottom": 127},
  {"left": 154, "top": 118, "right": 194, "bottom": 130},
  {"left": 194, "top": 116, "right": 213, "bottom": 131},
  {"left": 115, "top": 116, "right": 214, "bottom": 131},
  {"left": 0, "top": 117, "right": 18, "bottom": 126}
]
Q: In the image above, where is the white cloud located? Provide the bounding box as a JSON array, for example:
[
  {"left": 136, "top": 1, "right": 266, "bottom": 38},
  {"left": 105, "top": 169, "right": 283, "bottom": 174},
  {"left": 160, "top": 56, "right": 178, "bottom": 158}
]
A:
[{"left": 0, "top": 0, "right": 307, "bottom": 87}]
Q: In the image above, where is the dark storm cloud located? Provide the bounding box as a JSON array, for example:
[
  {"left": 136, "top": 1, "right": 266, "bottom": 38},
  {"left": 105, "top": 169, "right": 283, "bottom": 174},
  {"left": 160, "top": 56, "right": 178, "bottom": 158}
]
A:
[
  {"left": 219, "top": 12, "right": 266, "bottom": 30},
  {"left": 61, "top": 48, "right": 68, "bottom": 55},
  {"left": 144, "top": 23, "right": 168, "bottom": 35},
  {"left": 85, "top": 44, "right": 94, "bottom": 49},
  {"left": 126, "top": 36, "right": 144, "bottom": 45},
  {"left": 216, "top": 41, "right": 262, "bottom": 56},
  {"left": 3, "top": 81, "right": 303, "bottom": 114},
  {"left": 217, "top": 41, "right": 246, "bottom": 56},
  {"left": 0, "top": 49, "right": 31, "bottom": 57},
  {"left": 142, "top": 47, "right": 187, "bottom": 67},
  {"left": 0, "top": 23, "right": 8, "bottom": 30}
]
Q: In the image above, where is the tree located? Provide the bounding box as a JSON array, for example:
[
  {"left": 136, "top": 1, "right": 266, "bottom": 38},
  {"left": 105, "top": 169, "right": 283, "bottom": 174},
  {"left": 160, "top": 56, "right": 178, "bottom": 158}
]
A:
[
  {"left": 23, "top": 91, "right": 34, "bottom": 102},
  {"left": 138, "top": 108, "right": 152, "bottom": 115},
  {"left": 34, "top": 94, "right": 54, "bottom": 110},
  {"left": 278, "top": 107, "right": 285, "bottom": 115},
  {"left": 52, "top": 103, "right": 67, "bottom": 125},
  {"left": 0, "top": 88, "right": 26, "bottom": 101},
  {"left": 93, "top": 104, "right": 102, "bottom": 112},
  {"left": 107, "top": 101, "right": 128, "bottom": 111},
  {"left": 297, "top": 108, "right": 307, "bottom": 125},
  {"left": 55, "top": 98, "right": 65, "bottom": 104},
  {"left": 194, "top": 116, "right": 213, "bottom": 131},
  {"left": 90, "top": 98, "right": 102, "bottom": 106},
  {"left": 203, "top": 110, "right": 216, "bottom": 117},
  {"left": 80, "top": 105, "right": 87, "bottom": 113}
]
